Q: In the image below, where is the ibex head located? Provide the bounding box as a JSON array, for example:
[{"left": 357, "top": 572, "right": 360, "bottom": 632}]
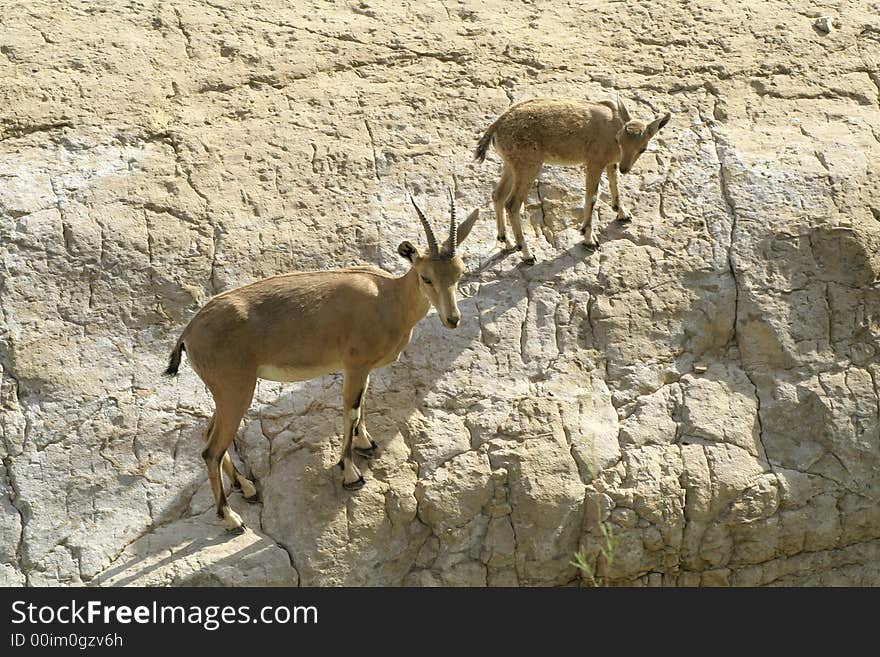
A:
[
  {"left": 615, "top": 94, "right": 671, "bottom": 174},
  {"left": 398, "top": 191, "right": 479, "bottom": 329}
]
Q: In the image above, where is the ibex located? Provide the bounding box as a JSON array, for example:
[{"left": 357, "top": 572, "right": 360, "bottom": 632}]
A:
[
  {"left": 163, "top": 195, "right": 479, "bottom": 533},
  {"left": 475, "top": 95, "right": 670, "bottom": 262}
]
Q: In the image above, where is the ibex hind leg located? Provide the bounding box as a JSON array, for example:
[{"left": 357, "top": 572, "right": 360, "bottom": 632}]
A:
[
  {"left": 222, "top": 452, "right": 260, "bottom": 502},
  {"left": 506, "top": 162, "right": 542, "bottom": 264},
  {"left": 492, "top": 165, "right": 515, "bottom": 250},
  {"left": 203, "top": 377, "right": 256, "bottom": 533},
  {"left": 204, "top": 415, "right": 258, "bottom": 502}
]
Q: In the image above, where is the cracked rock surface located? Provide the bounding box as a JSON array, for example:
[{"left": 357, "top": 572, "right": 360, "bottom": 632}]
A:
[{"left": 1, "top": 1, "right": 879, "bottom": 586}]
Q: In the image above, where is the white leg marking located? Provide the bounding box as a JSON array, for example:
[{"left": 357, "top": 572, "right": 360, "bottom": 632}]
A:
[
  {"left": 342, "top": 460, "right": 362, "bottom": 484},
  {"left": 222, "top": 507, "right": 244, "bottom": 531},
  {"left": 237, "top": 476, "right": 257, "bottom": 499},
  {"left": 353, "top": 426, "right": 373, "bottom": 449}
]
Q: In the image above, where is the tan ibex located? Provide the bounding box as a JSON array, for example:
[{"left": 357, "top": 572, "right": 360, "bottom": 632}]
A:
[
  {"left": 163, "top": 194, "right": 479, "bottom": 533},
  {"left": 475, "top": 95, "right": 670, "bottom": 263}
]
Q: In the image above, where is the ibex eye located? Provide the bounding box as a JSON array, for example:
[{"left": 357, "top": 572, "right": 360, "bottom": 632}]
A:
[{"left": 421, "top": 276, "right": 432, "bottom": 285}]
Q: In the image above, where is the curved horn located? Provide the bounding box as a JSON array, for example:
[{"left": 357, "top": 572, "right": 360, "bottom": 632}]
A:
[
  {"left": 447, "top": 189, "right": 458, "bottom": 257},
  {"left": 409, "top": 194, "right": 439, "bottom": 257},
  {"left": 617, "top": 92, "right": 631, "bottom": 123}
]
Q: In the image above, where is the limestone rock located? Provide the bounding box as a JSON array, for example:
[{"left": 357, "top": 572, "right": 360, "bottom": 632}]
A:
[
  {"left": 1, "top": 1, "right": 878, "bottom": 587},
  {"left": 90, "top": 505, "right": 299, "bottom": 587},
  {"left": 812, "top": 16, "right": 837, "bottom": 34}
]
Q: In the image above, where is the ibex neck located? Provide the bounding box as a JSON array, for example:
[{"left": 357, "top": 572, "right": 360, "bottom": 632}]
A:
[{"left": 398, "top": 266, "right": 431, "bottom": 329}]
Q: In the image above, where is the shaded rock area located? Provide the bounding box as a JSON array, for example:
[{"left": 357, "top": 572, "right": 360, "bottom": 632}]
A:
[{"left": 1, "top": 1, "right": 879, "bottom": 586}]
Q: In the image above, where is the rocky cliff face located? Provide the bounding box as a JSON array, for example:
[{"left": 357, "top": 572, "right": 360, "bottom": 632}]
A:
[{"left": 2, "top": 1, "right": 879, "bottom": 587}]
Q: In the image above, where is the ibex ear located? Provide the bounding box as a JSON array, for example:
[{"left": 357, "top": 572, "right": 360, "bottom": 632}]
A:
[
  {"left": 456, "top": 209, "right": 480, "bottom": 246},
  {"left": 647, "top": 112, "right": 671, "bottom": 137},
  {"left": 398, "top": 240, "right": 418, "bottom": 262}
]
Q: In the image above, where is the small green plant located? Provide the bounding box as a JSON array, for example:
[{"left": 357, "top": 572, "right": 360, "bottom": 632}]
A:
[
  {"left": 571, "top": 518, "right": 618, "bottom": 587},
  {"left": 570, "top": 548, "right": 596, "bottom": 585}
]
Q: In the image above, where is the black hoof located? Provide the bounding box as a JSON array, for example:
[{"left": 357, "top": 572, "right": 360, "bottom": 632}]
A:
[
  {"left": 497, "top": 234, "right": 506, "bottom": 242},
  {"left": 226, "top": 523, "right": 246, "bottom": 535},
  {"left": 616, "top": 215, "right": 632, "bottom": 223},
  {"left": 337, "top": 458, "right": 344, "bottom": 471},
  {"left": 342, "top": 475, "right": 366, "bottom": 491},
  {"left": 583, "top": 241, "right": 599, "bottom": 250},
  {"left": 354, "top": 439, "right": 379, "bottom": 459},
  {"left": 521, "top": 255, "right": 536, "bottom": 265},
  {"left": 243, "top": 490, "right": 261, "bottom": 504}
]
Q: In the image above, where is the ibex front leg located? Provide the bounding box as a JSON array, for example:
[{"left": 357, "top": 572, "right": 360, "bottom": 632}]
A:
[
  {"left": 579, "top": 165, "right": 603, "bottom": 249},
  {"left": 337, "top": 367, "right": 370, "bottom": 490},
  {"left": 605, "top": 164, "right": 631, "bottom": 222}
]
